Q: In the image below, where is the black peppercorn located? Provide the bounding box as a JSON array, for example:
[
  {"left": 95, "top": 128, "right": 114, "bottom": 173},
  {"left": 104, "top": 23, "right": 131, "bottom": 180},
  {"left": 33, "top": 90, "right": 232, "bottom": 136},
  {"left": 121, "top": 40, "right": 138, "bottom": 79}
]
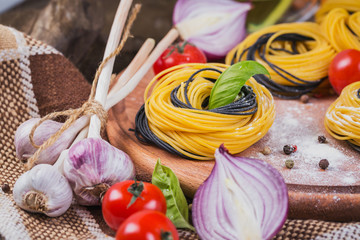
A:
[
  {"left": 1, "top": 183, "right": 10, "bottom": 193},
  {"left": 285, "top": 159, "right": 294, "bottom": 169},
  {"left": 283, "top": 144, "right": 295, "bottom": 155},
  {"left": 318, "top": 135, "right": 327, "bottom": 143},
  {"left": 319, "top": 159, "right": 329, "bottom": 170}
]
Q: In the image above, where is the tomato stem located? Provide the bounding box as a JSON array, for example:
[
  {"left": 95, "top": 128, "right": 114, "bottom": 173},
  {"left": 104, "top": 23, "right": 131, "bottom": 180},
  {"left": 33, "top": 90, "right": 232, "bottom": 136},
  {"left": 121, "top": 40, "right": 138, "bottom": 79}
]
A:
[
  {"left": 163, "top": 41, "right": 190, "bottom": 59},
  {"left": 127, "top": 179, "right": 144, "bottom": 208},
  {"left": 160, "top": 230, "right": 174, "bottom": 240}
]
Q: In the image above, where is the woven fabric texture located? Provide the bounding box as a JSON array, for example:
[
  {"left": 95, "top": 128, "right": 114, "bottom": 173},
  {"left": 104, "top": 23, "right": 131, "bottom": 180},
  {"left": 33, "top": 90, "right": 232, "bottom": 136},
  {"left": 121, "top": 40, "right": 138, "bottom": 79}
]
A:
[{"left": 1, "top": 25, "right": 360, "bottom": 240}]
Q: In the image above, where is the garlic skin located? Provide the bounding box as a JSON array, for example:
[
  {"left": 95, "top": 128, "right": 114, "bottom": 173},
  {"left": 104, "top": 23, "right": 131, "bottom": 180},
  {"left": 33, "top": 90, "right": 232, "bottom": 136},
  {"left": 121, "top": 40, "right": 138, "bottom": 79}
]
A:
[
  {"left": 63, "top": 138, "right": 135, "bottom": 206},
  {"left": 54, "top": 126, "right": 90, "bottom": 175},
  {"left": 13, "top": 164, "right": 73, "bottom": 217},
  {"left": 53, "top": 149, "right": 69, "bottom": 175},
  {"left": 14, "top": 116, "right": 89, "bottom": 165}
]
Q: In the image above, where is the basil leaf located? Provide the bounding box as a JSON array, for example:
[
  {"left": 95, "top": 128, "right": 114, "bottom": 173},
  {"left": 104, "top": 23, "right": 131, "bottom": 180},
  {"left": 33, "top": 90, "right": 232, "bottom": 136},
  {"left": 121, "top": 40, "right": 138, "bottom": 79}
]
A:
[
  {"left": 152, "top": 159, "right": 195, "bottom": 231},
  {"left": 208, "top": 60, "right": 270, "bottom": 110}
]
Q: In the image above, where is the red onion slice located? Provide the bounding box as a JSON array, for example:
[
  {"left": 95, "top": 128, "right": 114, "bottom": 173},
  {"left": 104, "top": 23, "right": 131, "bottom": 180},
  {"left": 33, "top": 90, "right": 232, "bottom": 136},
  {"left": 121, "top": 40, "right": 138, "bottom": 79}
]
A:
[
  {"left": 192, "top": 144, "right": 288, "bottom": 240},
  {"left": 173, "top": 0, "right": 251, "bottom": 59}
]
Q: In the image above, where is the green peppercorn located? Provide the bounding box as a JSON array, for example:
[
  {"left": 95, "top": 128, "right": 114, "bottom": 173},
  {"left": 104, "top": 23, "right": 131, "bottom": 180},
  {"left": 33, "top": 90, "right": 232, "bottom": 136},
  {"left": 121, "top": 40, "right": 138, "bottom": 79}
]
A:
[{"left": 285, "top": 159, "right": 294, "bottom": 169}]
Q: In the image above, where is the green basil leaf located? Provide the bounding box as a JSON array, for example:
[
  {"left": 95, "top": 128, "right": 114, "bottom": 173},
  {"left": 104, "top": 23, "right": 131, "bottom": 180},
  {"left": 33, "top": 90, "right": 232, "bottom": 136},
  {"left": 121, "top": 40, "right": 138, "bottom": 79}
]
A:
[
  {"left": 152, "top": 159, "right": 195, "bottom": 231},
  {"left": 208, "top": 60, "right": 270, "bottom": 110}
]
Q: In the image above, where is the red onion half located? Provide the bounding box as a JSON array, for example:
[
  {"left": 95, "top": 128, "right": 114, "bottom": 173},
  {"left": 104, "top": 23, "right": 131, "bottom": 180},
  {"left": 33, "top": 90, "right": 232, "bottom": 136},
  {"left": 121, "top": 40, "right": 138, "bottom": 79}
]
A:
[
  {"left": 173, "top": 0, "right": 251, "bottom": 59},
  {"left": 192, "top": 144, "right": 288, "bottom": 240}
]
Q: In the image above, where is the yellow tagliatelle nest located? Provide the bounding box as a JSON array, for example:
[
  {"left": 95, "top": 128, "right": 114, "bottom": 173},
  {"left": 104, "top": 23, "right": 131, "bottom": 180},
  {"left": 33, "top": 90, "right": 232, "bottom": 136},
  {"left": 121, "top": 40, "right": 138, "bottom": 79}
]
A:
[
  {"left": 325, "top": 81, "right": 360, "bottom": 148},
  {"left": 138, "top": 63, "right": 275, "bottom": 160}
]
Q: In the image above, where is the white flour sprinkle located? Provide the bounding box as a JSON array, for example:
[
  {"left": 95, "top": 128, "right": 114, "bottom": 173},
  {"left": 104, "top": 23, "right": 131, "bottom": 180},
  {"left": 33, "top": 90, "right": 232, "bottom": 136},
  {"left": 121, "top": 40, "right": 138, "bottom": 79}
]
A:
[{"left": 245, "top": 98, "right": 360, "bottom": 186}]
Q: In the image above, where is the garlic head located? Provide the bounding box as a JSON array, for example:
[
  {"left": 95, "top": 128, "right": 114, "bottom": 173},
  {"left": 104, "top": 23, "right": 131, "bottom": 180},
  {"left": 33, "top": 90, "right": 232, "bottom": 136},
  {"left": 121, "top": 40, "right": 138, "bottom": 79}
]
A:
[
  {"left": 63, "top": 138, "right": 135, "bottom": 206},
  {"left": 14, "top": 116, "right": 89, "bottom": 165},
  {"left": 13, "top": 164, "right": 73, "bottom": 217}
]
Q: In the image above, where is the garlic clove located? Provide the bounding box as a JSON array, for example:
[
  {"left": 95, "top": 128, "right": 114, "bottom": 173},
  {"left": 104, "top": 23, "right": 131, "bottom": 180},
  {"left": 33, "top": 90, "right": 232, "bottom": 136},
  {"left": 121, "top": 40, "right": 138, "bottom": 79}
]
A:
[
  {"left": 63, "top": 138, "right": 135, "bottom": 206},
  {"left": 54, "top": 126, "right": 89, "bottom": 175},
  {"left": 13, "top": 164, "right": 73, "bottom": 217},
  {"left": 53, "top": 149, "right": 69, "bottom": 175},
  {"left": 14, "top": 116, "right": 89, "bottom": 165}
]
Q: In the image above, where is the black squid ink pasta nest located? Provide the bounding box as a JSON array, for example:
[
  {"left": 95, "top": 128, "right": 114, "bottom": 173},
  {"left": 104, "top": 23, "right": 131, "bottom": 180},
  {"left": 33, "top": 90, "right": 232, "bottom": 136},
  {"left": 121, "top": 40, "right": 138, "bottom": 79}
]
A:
[
  {"left": 134, "top": 63, "right": 275, "bottom": 160},
  {"left": 225, "top": 22, "right": 337, "bottom": 99}
]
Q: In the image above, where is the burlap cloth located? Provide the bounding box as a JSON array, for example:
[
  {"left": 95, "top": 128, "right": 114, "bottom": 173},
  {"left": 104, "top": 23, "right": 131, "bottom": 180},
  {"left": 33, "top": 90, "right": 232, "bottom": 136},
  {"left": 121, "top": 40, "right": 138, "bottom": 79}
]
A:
[{"left": 1, "top": 25, "right": 360, "bottom": 240}]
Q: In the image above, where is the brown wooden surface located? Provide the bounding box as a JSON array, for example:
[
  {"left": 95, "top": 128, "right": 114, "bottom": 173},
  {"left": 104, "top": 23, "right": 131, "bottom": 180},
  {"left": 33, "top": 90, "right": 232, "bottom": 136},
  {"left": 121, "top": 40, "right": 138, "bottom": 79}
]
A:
[{"left": 106, "top": 71, "right": 360, "bottom": 222}]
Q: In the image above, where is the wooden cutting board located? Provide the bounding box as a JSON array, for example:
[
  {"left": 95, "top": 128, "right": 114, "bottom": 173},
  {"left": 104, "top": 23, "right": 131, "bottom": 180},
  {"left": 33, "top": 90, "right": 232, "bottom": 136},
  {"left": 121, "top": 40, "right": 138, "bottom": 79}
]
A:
[{"left": 106, "top": 71, "right": 360, "bottom": 222}]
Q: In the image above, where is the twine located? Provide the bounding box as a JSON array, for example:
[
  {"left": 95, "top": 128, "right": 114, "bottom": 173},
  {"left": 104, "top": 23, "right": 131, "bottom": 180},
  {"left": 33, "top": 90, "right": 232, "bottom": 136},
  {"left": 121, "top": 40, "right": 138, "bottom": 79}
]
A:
[{"left": 26, "top": 4, "right": 142, "bottom": 170}]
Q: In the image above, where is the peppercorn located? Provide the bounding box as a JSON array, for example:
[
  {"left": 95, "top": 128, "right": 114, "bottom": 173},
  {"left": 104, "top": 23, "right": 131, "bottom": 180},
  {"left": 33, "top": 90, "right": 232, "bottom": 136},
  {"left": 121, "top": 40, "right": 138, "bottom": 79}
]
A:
[
  {"left": 285, "top": 159, "right": 294, "bottom": 169},
  {"left": 318, "top": 135, "right": 327, "bottom": 143},
  {"left": 283, "top": 144, "right": 296, "bottom": 155},
  {"left": 319, "top": 159, "right": 329, "bottom": 170},
  {"left": 300, "top": 94, "right": 310, "bottom": 103},
  {"left": 1, "top": 183, "right": 10, "bottom": 193},
  {"left": 261, "top": 146, "right": 272, "bottom": 155}
]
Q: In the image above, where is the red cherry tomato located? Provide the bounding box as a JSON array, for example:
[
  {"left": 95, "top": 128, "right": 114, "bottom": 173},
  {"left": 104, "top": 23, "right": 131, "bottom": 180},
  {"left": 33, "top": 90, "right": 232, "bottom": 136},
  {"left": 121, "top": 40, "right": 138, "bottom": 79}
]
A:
[
  {"left": 102, "top": 180, "right": 167, "bottom": 231},
  {"left": 328, "top": 49, "right": 360, "bottom": 95},
  {"left": 153, "top": 41, "right": 207, "bottom": 75},
  {"left": 116, "top": 210, "right": 179, "bottom": 240}
]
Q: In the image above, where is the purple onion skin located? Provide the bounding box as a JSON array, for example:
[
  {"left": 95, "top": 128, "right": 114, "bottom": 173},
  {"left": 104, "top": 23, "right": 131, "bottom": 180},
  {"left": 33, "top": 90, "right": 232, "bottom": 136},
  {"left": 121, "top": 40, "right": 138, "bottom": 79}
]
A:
[
  {"left": 173, "top": 0, "right": 251, "bottom": 59},
  {"left": 192, "top": 144, "right": 288, "bottom": 240},
  {"left": 64, "top": 138, "right": 135, "bottom": 205}
]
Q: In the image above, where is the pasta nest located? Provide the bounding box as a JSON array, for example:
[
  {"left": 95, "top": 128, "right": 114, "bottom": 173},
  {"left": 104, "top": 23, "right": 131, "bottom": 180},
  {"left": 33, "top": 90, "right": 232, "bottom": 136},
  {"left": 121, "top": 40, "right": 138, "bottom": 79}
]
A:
[
  {"left": 317, "top": 6, "right": 360, "bottom": 52},
  {"left": 225, "top": 22, "right": 337, "bottom": 99},
  {"left": 325, "top": 81, "right": 360, "bottom": 150},
  {"left": 135, "top": 63, "right": 275, "bottom": 160}
]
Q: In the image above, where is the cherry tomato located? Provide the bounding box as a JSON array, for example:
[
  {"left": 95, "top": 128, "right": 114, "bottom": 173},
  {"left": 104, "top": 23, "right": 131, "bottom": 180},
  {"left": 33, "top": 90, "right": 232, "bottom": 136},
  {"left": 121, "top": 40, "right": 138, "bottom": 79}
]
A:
[
  {"left": 328, "top": 49, "right": 360, "bottom": 95},
  {"left": 153, "top": 41, "right": 207, "bottom": 75},
  {"left": 102, "top": 180, "right": 167, "bottom": 231},
  {"left": 116, "top": 210, "right": 179, "bottom": 240}
]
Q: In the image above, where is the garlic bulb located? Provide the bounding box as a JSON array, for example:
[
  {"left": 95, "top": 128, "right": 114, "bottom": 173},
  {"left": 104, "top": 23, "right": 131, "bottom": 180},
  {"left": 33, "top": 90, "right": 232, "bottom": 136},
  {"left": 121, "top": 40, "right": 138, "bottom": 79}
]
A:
[
  {"left": 14, "top": 116, "right": 89, "bottom": 165},
  {"left": 13, "top": 164, "right": 73, "bottom": 217},
  {"left": 63, "top": 138, "right": 135, "bottom": 206}
]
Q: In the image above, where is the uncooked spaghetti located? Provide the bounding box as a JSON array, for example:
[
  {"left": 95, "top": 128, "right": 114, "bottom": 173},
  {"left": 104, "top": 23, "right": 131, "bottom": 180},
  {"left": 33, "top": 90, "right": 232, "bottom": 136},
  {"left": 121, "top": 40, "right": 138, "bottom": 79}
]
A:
[
  {"left": 315, "top": 0, "right": 360, "bottom": 24},
  {"left": 225, "top": 22, "right": 336, "bottom": 99},
  {"left": 318, "top": 8, "right": 360, "bottom": 52},
  {"left": 325, "top": 81, "right": 360, "bottom": 151},
  {"left": 134, "top": 63, "right": 275, "bottom": 160}
]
